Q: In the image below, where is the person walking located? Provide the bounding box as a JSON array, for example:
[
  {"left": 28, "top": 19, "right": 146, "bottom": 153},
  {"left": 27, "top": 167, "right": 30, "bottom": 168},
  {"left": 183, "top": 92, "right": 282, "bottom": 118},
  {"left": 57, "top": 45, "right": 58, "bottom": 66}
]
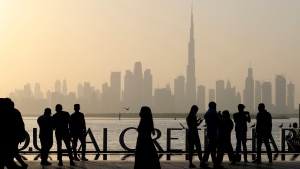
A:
[
  {"left": 233, "top": 104, "right": 251, "bottom": 162},
  {"left": 37, "top": 108, "right": 54, "bottom": 166},
  {"left": 71, "top": 104, "right": 88, "bottom": 161},
  {"left": 217, "top": 110, "right": 236, "bottom": 164},
  {"left": 53, "top": 104, "right": 75, "bottom": 166},
  {"left": 200, "top": 102, "right": 223, "bottom": 169},
  {"left": 186, "top": 105, "right": 203, "bottom": 168},
  {"left": 253, "top": 103, "right": 273, "bottom": 163},
  {"left": 134, "top": 106, "right": 161, "bottom": 169}
]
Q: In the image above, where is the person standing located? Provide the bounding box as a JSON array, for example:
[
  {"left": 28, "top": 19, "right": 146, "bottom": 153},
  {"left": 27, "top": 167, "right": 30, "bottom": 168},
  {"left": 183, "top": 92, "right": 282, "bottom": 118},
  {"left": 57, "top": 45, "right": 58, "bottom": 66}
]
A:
[
  {"left": 186, "top": 105, "right": 203, "bottom": 168},
  {"left": 37, "top": 108, "right": 53, "bottom": 166},
  {"left": 53, "top": 104, "right": 75, "bottom": 166},
  {"left": 200, "top": 102, "right": 223, "bottom": 169},
  {"left": 233, "top": 104, "right": 251, "bottom": 162},
  {"left": 134, "top": 106, "right": 161, "bottom": 169},
  {"left": 253, "top": 103, "right": 273, "bottom": 163},
  {"left": 71, "top": 104, "right": 88, "bottom": 161},
  {"left": 217, "top": 110, "right": 236, "bottom": 164}
]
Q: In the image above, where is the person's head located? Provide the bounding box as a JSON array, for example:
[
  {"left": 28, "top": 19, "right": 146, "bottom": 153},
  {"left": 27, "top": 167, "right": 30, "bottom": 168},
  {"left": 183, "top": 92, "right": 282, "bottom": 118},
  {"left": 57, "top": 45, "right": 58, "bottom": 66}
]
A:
[
  {"left": 4, "top": 98, "right": 14, "bottom": 109},
  {"left": 258, "top": 103, "right": 265, "bottom": 112},
  {"left": 55, "top": 104, "right": 63, "bottom": 112},
  {"left": 44, "top": 108, "right": 51, "bottom": 115},
  {"left": 139, "top": 106, "right": 152, "bottom": 119},
  {"left": 208, "top": 102, "right": 217, "bottom": 110},
  {"left": 222, "top": 110, "right": 230, "bottom": 118},
  {"left": 293, "top": 123, "right": 298, "bottom": 128},
  {"left": 74, "top": 104, "right": 80, "bottom": 112},
  {"left": 238, "top": 104, "right": 245, "bottom": 111},
  {"left": 189, "top": 105, "right": 198, "bottom": 115}
]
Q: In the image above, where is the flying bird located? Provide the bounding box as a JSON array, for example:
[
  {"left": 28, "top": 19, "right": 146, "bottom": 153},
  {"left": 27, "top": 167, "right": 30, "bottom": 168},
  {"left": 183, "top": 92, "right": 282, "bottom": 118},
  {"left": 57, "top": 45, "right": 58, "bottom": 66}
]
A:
[
  {"left": 250, "top": 123, "right": 256, "bottom": 128},
  {"left": 123, "top": 107, "right": 130, "bottom": 111},
  {"left": 278, "top": 123, "right": 283, "bottom": 128}
]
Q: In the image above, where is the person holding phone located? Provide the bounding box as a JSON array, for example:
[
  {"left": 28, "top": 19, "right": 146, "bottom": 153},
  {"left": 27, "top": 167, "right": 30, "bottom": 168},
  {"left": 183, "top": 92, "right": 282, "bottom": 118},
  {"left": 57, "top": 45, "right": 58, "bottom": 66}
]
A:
[{"left": 186, "top": 105, "right": 203, "bottom": 168}]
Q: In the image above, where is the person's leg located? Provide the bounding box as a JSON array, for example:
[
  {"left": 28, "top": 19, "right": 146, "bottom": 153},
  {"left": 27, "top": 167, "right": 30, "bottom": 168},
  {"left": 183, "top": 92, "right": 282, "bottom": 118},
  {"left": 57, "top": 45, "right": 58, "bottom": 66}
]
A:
[
  {"left": 225, "top": 140, "right": 236, "bottom": 163},
  {"left": 263, "top": 136, "right": 272, "bottom": 162},
  {"left": 56, "top": 135, "right": 63, "bottom": 163},
  {"left": 62, "top": 135, "right": 74, "bottom": 162},
  {"left": 241, "top": 133, "right": 248, "bottom": 162},
  {"left": 72, "top": 136, "right": 79, "bottom": 159},
  {"left": 235, "top": 133, "right": 242, "bottom": 162},
  {"left": 79, "top": 134, "right": 87, "bottom": 160},
  {"left": 217, "top": 138, "right": 224, "bottom": 163},
  {"left": 256, "top": 135, "right": 263, "bottom": 161},
  {"left": 15, "top": 153, "right": 27, "bottom": 167},
  {"left": 187, "top": 137, "right": 196, "bottom": 167},
  {"left": 194, "top": 136, "right": 202, "bottom": 162}
]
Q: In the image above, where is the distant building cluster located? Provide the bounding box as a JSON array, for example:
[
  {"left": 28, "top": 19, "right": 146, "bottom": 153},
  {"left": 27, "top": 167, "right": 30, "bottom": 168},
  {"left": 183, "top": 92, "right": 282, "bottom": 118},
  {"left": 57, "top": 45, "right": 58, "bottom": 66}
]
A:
[{"left": 8, "top": 11, "right": 296, "bottom": 115}]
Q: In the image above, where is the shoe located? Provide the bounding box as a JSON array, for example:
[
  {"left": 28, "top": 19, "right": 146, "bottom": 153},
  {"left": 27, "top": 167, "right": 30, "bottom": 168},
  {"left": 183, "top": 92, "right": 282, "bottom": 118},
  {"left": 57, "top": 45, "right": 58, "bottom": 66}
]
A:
[
  {"left": 189, "top": 163, "right": 196, "bottom": 168},
  {"left": 81, "top": 157, "right": 89, "bottom": 161},
  {"left": 58, "top": 160, "right": 63, "bottom": 166},
  {"left": 269, "top": 159, "right": 273, "bottom": 163},
  {"left": 40, "top": 161, "right": 52, "bottom": 166},
  {"left": 244, "top": 159, "right": 248, "bottom": 163},
  {"left": 70, "top": 161, "right": 76, "bottom": 166},
  {"left": 74, "top": 156, "right": 80, "bottom": 161},
  {"left": 200, "top": 162, "right": 211, "bottom": 169},
  {"left": 230, "top": 161, "right": 236, "bottom": 165},
  {"left": 252, "top": 159, "right": 261, "bottom": 164},
  {"left": 213, "top": 164, "right": 223, "bottom": 169}
]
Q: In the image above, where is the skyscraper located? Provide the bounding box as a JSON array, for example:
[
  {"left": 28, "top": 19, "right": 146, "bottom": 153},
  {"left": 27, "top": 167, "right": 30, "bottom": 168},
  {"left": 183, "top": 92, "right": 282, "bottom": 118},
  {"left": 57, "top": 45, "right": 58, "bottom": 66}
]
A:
[
  {"left": 174, "top": 76, "right": 186, "bottom": 113},
  {"left": 216, "top": 80, "right": 225, "bottom": 110},
  {"left": 62, "top": 79, "right": 67, "bottom": 96},
  {"left": 255, "top": 81, "right": 262, "bottom": 111},
  {"left": 275, "top": 75, "right": 287, "bottom": 114},
  {"left": 34, "top": 83, "right": 43, "bottom": 99},
  {"left": 123, "top": 70, "right": 133, "bottom": 108},
  {"left": 143, "top": 69, "right": 152, "bottom": 107},
  {"left": 244, "top": 67, "right": 254, "bottom": 112},
  {"left": 208, "top": 89, "right": 215, "bottom": 102},
  {"left": 133, "top": 62, "right": 143, "bottom": 112},
  {"left": 197, "top": 85, "right": 205, "bottom": 113},
  {"left": 186, "top": 9, "right": 196, "bottom": 105},
  {"left": 262, "top": 81, "right": 272, "bottom": 112},
  {"left": 110, "top": 71, "right": 121, "bottom": 113},
  {"left": 287, "top": 82, "right": 295, "bottom": 113},
  {"left": 55, "top": 79, "right": 61, "bottom": 93}
]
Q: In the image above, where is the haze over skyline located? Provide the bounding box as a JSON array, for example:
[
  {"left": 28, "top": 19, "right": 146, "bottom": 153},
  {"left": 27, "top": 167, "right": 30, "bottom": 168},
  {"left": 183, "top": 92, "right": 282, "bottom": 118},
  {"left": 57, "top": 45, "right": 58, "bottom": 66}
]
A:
[{"left": 1, "top": 1, "right": 300, "bottom": 105}]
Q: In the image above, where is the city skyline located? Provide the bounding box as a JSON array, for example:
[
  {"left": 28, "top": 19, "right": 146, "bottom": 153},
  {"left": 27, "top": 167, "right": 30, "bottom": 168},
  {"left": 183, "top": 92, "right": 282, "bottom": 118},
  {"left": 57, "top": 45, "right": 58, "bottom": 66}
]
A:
[{"left": 1, "top": 1, "right": 300, "bottom": 105}]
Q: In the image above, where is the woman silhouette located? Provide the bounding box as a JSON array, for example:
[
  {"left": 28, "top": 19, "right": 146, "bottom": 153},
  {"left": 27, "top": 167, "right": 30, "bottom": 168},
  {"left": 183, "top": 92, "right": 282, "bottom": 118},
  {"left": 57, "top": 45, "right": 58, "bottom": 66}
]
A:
[{"left": 134, "top": 106, "right": 161, "bottom": 169}]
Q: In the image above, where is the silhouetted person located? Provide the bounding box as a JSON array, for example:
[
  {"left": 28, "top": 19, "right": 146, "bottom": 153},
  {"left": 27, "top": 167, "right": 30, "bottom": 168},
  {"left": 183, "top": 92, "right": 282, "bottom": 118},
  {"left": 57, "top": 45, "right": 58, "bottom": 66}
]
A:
[
  {"left": 0, "top": 98, "right": 26, "bottom": 169},
  {"left": 37, "top": 108, "right": 53, "bottom": 166},
  {"left": 217, "top": 110, "right": 236, "bottom": 164},
  {"left": 201, "top": 102, "right": 223, "bottom": 169},
  {"left": 71, "top": 104, "right": 88, "bottom": 161},
  {"left": 134, "top": 106, "right": 161, "bottom": 169},
  {"left": 233, "top": 104, "right": 250, "bottom": 162},
  {"left": 186, "top": 105, "right": 203, "bottom": 168},
  {"left": 53, "top": 104, "right": 75, "bottom": 166},
  {"left": 253, "top": 103, "right": 272, "bottom": 163}
]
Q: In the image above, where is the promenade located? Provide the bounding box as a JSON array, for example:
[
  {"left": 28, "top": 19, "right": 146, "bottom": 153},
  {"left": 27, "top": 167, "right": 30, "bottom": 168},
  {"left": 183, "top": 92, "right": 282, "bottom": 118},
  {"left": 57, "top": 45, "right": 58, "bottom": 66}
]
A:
[{"left": 17, "top": 160, "right": 300, "bottom": 169}]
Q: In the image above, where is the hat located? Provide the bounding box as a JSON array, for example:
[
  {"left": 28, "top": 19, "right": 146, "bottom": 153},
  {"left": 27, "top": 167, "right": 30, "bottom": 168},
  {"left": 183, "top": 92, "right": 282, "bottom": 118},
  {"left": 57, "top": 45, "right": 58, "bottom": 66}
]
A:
[{"left": 238, "top": 104, "right": 245, "bottom": 109}]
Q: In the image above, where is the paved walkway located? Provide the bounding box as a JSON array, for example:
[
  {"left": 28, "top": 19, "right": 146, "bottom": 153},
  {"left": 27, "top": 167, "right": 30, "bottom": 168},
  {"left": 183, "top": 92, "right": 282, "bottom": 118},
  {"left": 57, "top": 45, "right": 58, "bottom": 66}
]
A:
[{"left": 12, "top": 160, "right": 300, "bottom": 169}]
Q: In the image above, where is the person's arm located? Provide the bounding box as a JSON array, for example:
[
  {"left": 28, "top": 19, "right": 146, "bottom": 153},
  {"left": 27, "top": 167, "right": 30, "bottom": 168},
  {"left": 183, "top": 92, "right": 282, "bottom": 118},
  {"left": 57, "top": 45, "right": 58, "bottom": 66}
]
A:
[
  {"left": 245, "top": 111, "right": 251, "bottom": 123},
  {"left": 82, "top": 113, "right": 87, "bottom": 133}
]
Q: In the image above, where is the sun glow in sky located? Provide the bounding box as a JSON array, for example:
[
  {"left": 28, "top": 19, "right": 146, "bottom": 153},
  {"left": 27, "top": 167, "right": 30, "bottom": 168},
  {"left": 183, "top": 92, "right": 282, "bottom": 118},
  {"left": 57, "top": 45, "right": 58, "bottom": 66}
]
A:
[{"left": 0, "top": 0, "right": 300, "bottom": 106}]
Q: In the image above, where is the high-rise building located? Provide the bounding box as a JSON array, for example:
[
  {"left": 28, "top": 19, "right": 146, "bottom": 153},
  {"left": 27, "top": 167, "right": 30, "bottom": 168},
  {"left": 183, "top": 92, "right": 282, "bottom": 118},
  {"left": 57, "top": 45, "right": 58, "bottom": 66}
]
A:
[
  {"left": 154, "top": 87, "right": 173, "bottom": 114},
  {"left": 224, "top": 80, "right": 237, "bottom": 112},
  {"left": 287, "top": 82, "right": 295, "bottom": 113},
  {"left": 186, "top": 9, "right": 196, "bottom": 105},
  {"left": 197, "top": 85, "right": 205, "bottom": 113},
  {"left": 244, "top": 67, "right": 254, "bottom": 112},
  {"left": 143, "top": 69, "right": 152, "bottom": 107},
  {"left": 77, "top": 83, "right": 84, "bottom": 98},
  {"left": 62, "top": 79, "right": 67, "bottom": 96},
  {"left": 275, "top": 75, "right": 287, "bottom": 114},
  {"left": 24, "top": 83, "right": 33, "bottom": 99},
  {"left": 133, "top": 62, "right": 143, "bottom": 112},
  {"left": 55, "top": 79, "right": 61, "bottom": 93},
  {"left": 34, "top": 83, "right": 43, "bottom": 99},
  {"left": 110, "top": 71, "right": 121, "bottom": 113},
  {"left": 216, "top": 80, "right": 225, "bottom": 110},
  {"left": 262, "top": 81, "right": 272, "bottom": 111},
  {"left": 208, "top": 89, "right": 215, "bottom": 102},
  {"left": 174, "top": 76, "right": 186, "bottom": 113},
  {"left": 255, "top": 81, "right": 262, "bottom": 111},
  {"left": 123, "top": 70, "right": 133, "bottom": 108}
]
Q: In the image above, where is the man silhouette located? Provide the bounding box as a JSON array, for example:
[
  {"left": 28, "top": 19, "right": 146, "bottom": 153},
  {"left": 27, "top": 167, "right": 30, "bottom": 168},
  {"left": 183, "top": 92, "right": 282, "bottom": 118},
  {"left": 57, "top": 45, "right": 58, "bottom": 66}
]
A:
[
  {"left": 71, "top": 104, "right": 88, "bottom": 161},
  {"left": 53, "top": 104, "right": 75, "bottom": 166},
  {"left": 200, "top": 102, "right": 223, "bottom": 169},
  {"left": 253, "top": 103, "right": 272, "bottom": 163},
  {"left": 37, "top": 108, "right": 53, "bottom": 166},
  {"left": 186, "top": 105, "right": 203, "bottom": 168},
  {"left": 233, "top": 104, "right": 250, "bottom": 162}
]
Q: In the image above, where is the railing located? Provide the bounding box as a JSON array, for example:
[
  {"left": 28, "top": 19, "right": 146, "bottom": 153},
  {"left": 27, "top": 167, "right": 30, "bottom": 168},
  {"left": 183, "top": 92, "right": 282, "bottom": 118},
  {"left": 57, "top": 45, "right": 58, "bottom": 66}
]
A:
[{"left": 18, "top": 128, "right": 299, "bottom": 161}]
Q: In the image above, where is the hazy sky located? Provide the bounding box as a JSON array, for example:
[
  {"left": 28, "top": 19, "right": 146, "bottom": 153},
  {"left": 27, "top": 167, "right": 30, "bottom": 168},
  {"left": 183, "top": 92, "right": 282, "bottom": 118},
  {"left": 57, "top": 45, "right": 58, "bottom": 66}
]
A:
[{"left": 1, "top": 0, "right": 300, "bottom": 106}]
